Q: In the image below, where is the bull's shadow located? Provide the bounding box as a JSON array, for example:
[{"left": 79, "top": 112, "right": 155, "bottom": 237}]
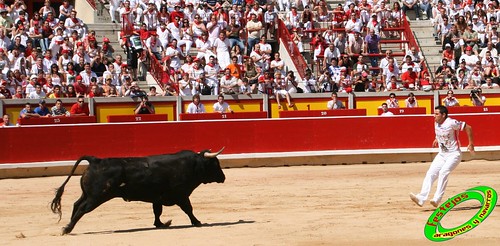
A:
[{"left": 81, "top": 220, "right": 255, "bottom": 235}]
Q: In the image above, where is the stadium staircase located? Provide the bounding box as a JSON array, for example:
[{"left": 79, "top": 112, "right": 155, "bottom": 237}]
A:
[
  {"left": 287, "top": 1, "right": 440, "bottom": 81},
  {"left": 403, "top": 10, "right": 443, "bottom": 80},
  {"left": 284, "top": 0, "right": 418, "bottom": 79},
  {"left": 85, "top": 0, "right": 438, "bottom": 92},
  {"left": 409, "top": 20, "right": 442, "bottom": 78},
  {"left": 90, "top": 1, "right": 158, "bottom": 92}
]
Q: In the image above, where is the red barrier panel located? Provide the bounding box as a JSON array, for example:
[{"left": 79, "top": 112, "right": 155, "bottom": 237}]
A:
[
  {"left": 279, "top": 109, "right": 366, "bottom": 118},
  {"left": 377, "top": 107, "right": 427, "bottom": 115},
  {"left": 17, "top": 116, "right": 97, "bottom": 125},
  {"left": 447, "top": 106, "right": 500, "bottom": 114},
  {"left": 179, "top": 112, "right": 268, "bottom": 121},
  {"left": 107, "top": 114, "right": 168, "bottom": 122},
  {"left": 1, "top": 114, "right": 498, "bottom": 164}
]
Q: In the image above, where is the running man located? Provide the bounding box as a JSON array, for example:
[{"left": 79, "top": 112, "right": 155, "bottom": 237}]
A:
[{"left": 410, "top": 105, "right": 475, "bottom": 207}]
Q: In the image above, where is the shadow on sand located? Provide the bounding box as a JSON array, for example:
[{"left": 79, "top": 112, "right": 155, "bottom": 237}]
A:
[{"left": 79, "top": 220, "right": 255, "bottom": 235}]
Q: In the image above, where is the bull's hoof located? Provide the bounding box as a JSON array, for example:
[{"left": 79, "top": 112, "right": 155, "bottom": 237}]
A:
[
  {"left": 192, "top": 221, "right": 202, "bottom": 227},
  {"left": 61, "top": 226, "right": 71, "bottom": 235},
  {"left": 155, "top": 220, "right": 172, "bottom": 228}
]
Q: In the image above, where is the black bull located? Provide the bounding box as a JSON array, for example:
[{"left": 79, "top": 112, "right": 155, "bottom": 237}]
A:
[{"left": 51, "top": 148, "right": 226, "bottom": 235}]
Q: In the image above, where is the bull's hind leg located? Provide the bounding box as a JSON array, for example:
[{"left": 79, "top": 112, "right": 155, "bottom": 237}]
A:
[
  {"left": 62, "top": 197, "right": 112, "bottom": 235},
  {"left": 152, "top": 202, "right": 172, "bottom": 228},
  {"left": 70, "top": 194, "right": 86, "bottom": 221},
  {"left": 177, "top": 198, "right": 201, "bottom": 226}
]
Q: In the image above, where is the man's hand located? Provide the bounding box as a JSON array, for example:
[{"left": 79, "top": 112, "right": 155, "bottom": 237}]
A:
[
  {"left": 468, "top": 143, "right": 475, "bottom": 155},
  {"left": 432, "top": 139, "right": 438, "bottom": 147}
]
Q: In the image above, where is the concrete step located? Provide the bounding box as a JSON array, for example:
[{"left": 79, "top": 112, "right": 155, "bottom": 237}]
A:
[
  {"left": 425, "top": 55, "right": 442, "bottom": 64},
  {"left": 411, "top": 18, "right": 442, "bottom": 78},
  {"left": 408, "top": 19, "right": 434, "bottom": 27},
  {"left": 418, "top": 39, "right": 441, "bottom": 47},
  {"left": 93, "top": 2, "right": 114, "bottom": 24},
  {"left": 405, "top": 11, "right": 431, "bottom": 22},
  {"left": 86, "top": 23, "right": 122, "bottom": 43},
  {"left": 412, "top": 29, "right": 436, "bottom": 37},
  {"left": 136, "top": 80, "right": 157, "bottom": 91}
]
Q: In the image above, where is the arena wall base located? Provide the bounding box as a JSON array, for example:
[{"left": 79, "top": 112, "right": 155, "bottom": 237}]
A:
[
  {"left": 1, "top": 147, "right": 499, "bottom": 179},
  {"left": 0, "top": 162, "right": 89, "bottom": 179}
]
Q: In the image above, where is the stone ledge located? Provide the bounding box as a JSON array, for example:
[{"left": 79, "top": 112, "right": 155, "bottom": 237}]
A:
[{"left": 1, "top": 147, "right": 498, "bottom": 179}]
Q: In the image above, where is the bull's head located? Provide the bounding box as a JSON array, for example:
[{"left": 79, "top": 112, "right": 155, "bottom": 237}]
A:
[{"left": 198, "top": 147, "right": 225, "bottom": 184}]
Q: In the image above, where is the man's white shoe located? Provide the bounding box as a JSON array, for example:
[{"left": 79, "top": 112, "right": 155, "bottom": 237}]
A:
[
  {"left": 410, "top": 193, "right": 424, "bottom": 207},
  {"left": 430, "top": 200, "right": 439, "bottom": 208}
]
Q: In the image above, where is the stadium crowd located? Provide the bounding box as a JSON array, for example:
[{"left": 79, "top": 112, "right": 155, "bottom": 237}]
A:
[{"left": 0, "top": 0, "right": 499, "bottom": 103}]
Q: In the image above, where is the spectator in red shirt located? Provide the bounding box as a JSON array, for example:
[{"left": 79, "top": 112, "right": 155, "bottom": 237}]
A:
[
  {"left": 0, "top": 79, "right": 12, "bottom": 98},
  {"left": 72, "top": 75, "right": 88, "bottom": 96},
  {"left": 170, "top": 5, "right": 185, "bottom": 23},
  {"left": 401, "top": 66, "right": 418, "bottom": 89},
  {"left": 70, "top": 96, "right": 89, "bottom": 116}
]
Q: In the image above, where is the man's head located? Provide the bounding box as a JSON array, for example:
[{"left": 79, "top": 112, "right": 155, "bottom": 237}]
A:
[
  {"left": 77, "top": 96, "right": 85, "bottom": 107},
  {"left": 131, "top": 82, "right": 138, "bottom": 90},
  {"left": 55, "top": 99, "right": 63, "bottom": 109},
  {"left": 217, "top": 94, "right": 224, "bottom": 103},
  {"left": 53, "top": 85, "right": 61, "bottom": 93},
  {"left": 2, "top": 114, "right": 9, "bottom": 123},
  {"left": 381, "top": 103, "right": 389, "bottom": 112},
  {"left": 35, "top": 83, "right": 42, "bottom": 93},
  {"left": 39, "top": 99, "right": 46, "bottom": 108},
  {"left": 192, "top": 94, "right": 201, "bottom": 104},
  {"left": 250, "top": 13, "right": 257, "bottom": 21},
  {"left": 434, "top": 105, "right": 448, "bottom": 123}
]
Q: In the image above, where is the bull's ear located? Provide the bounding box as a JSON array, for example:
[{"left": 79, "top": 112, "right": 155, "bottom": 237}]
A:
[{"left": 204, "top": 147, "right": 225, "bottom": 158}]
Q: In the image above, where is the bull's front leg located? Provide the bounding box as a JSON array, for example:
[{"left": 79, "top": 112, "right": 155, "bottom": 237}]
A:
[
  {"left": 152, "top": 202, "right": 171, "bottom": 228},
  {"left": 177, "top": 198, "right": 201, "bottom": 226}
]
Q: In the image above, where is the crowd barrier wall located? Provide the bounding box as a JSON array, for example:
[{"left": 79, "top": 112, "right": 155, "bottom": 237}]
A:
[
  {"left": 179, "top": 112, "right": 268, "bottom": 121},
  {"left": 355, "top": 92, "right": 435, "bottom": 115},
  {"left": 93, "top": 97, "right": 177, "bottom": 122},
  {"left": 279, "top": 109, "right": 366, "bottom": 118},
  {"left": 2, "top": 90, "right": 500, "bottom": 124},
  {"left": 180, "top": 95, "right": 266, "bottom": 115},
  {"left": 447, "top": 105, "right": 500, "bottom": 114},
  {"left": 107, "top": 114, "right": 169, "bottom": 123},
  {"left": 18, "top": 116, "right": 97, "bottom": 125},
  {"left": 376, "top": 107, "right": 427, "bottom": 115},
  {"left": 1, "top": 113, "right": 499, "bottom": 165}
]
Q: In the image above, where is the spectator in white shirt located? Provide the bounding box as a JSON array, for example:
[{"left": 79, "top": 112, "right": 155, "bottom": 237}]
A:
[{"left": 213, "top": 94, "right": 233, "bottom": 113}]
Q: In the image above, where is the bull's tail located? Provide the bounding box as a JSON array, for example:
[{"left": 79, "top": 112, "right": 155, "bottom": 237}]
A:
[{"left": 51, "top": 156, "right": 95, "bottom": 222}]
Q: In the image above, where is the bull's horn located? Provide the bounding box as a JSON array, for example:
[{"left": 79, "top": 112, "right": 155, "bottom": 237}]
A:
[{"left": 204, "top": 147, "right": 225, "bottom": 158}]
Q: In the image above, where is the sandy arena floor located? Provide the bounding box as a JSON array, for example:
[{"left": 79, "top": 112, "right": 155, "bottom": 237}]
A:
[{"left": 0, "top": 160, "right": 499, "bottom": 245}]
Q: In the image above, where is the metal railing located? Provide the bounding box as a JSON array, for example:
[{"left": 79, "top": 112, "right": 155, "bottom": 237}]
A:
[
  {"left": 120, "top": 15, "right": 167, "bottom": 90},
  {"left": 121, "top": 15, "right": 134, "bottom": 36},
  {"left": 86, "top": 0, "right": 97, "bottom": 10},
  {"left": 277, "top": 19, "right": 309, "bottom": 79},
  {"left": 402, "top": 17, "right": 430, "bottom": 77}
]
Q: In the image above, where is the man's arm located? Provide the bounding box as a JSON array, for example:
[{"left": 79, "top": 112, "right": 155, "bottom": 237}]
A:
[
  {"left": 226, "top": 103, "right": 234, "bottom": 113},
  {"left": 464, "top": 123, "right": 475, "bottom": 154},
  {"left": 378, "top": 37, "right": 382, "bottom": 53}
]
